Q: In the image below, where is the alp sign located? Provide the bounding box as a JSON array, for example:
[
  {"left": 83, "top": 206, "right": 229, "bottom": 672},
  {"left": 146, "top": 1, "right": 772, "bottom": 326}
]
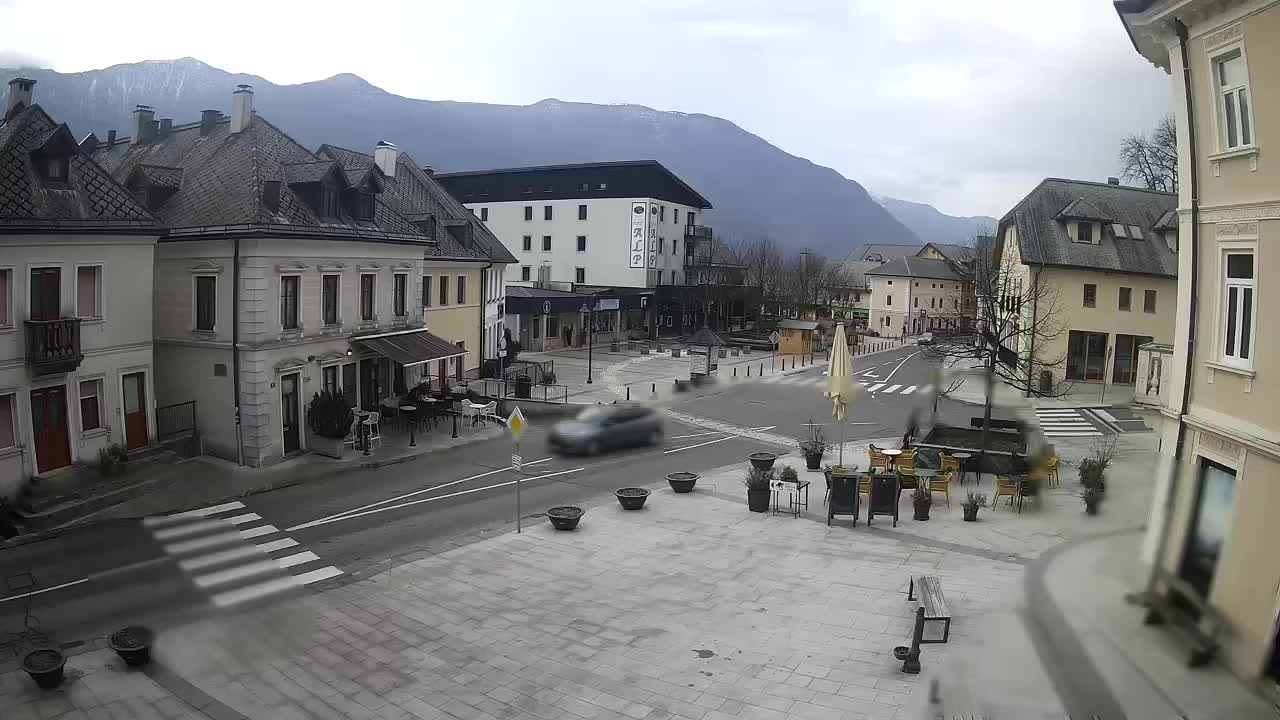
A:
[{"left": 629, "top": 202, "right": 647, "bottom": 269}]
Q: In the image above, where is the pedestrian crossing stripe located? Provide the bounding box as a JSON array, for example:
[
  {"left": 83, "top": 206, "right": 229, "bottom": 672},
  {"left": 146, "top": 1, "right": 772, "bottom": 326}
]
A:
[
  {"left": 759, "top": 374, "right": 932, "bottom": 396},
  {"left": 144, "top": 500, "right": 342, "bottom": 608},
  {"left": 1034, "top": 408, "right": 1105, "bottom": 437}
]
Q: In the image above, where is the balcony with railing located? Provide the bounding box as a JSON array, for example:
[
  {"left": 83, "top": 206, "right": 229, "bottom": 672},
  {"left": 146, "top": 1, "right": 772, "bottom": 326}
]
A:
[
  {"left": 25, "top": 318, "right": 83, "bottom": 376},
  {"left": 684, "top": 224, "right": 714, "bottom": 241}
]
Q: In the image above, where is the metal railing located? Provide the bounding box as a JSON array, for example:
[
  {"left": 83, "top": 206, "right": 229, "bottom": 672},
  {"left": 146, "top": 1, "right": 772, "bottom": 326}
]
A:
[
  {"left": 684, "top": 224, "right": 714, "bottom": 240},
  {"left": 461, "top": 378, "right": 570, "bottom": 404},
  {"left": 156, "top": 400, "right": 197, "bottom": 440},
  {"left": 24, "top": 318, "right": 82, "bottom": 375}
]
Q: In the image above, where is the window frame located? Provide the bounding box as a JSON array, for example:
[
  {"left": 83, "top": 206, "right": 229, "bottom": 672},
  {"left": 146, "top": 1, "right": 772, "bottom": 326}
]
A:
[
  {"left": 360, "top": 272, "right": 377, "bottom": 322},
  {"left": 1144, "top": 289, "right": 1157, "bottom": 314},
  {"left": 542, "top": 235, "right": 552, "bottom": 252},
  {"left": 321, "top": 365, "right": 340, "bottom": 396},
  {"left": 321, "top": 273, "right": 340, "bottom": 326},
  {"left": 457, "top": 275, "right": 466, "bottom": 305},
  {"left": 1211, "top": 46, "right": 1255, "bottom": 152},
  {"left": 522, "top": 235, "right": 532, "bottom": 252},
  {"left": 480, "top": 207, "right": 488, "bottom": 222},
  {"left": 439, "top": 275, "right": 449, "bottom": 307},
  {"left": 1083, "top": 283, "right": 1097, "bottom": 308},
  {"left": 0, "top": 266, "right": 11, "bottom": 328},
  {"left": 79, "top": 377, "right": 103, "bottom": 433},
  {"left": 578, "top": 204, "right": 587, "bottom": 221},
  {"left": 1076, "top": 222, "right": 1094, "bottom": 245},
  {"left": 544, "top": 205, "right": 553, "bottom": 221},
  {"left": 194, "top": 274, "right": 217, "bottom": 332},
  {"left": 521, "top": 266, "right": 531, "bottom": 282},
  {"left": 280, "top": 274, "right": 301, "bottom": 331},
  {"left": 524, "top": 206, "right": 532, "bottom": 221},
  {"left": 1118, "top": 286, "right": 1132, "bottom": 312},
  {"left": 393, "top": 272, "right": 408, "bottom": 318},
  {"left": 1219, "top": 249, "right": 1256, "bottom": 369},
  {"left": 0, "top": 392, "right": 16, "bottom": 451},
  {"left": 575, "top": 267, "right": 585, "bottom": 284},
  {"left": 322, "top": 185, "right": 340, "bottom": 218},
  {"left": 577, "top": 235, "right": 587, "bottom": 252},
  {"left": 75, "top": 263, "right": 103, "bottom": 320},
  {"left": 421, "top": 275, "right": 433, "bottom": 308}
]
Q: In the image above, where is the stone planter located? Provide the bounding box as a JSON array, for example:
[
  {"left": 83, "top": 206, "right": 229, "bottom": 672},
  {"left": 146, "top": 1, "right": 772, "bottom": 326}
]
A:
[
  {"left": 666, "top": 472, "right": 698, "bottom": 493},
  {"left": 962, "top": 507, "right": 979, "bottom": 522},
  {"left": 309, "top": 433, "right": 346, "bottom": 459},
  {"left": 748, "top": 452, "right": 778, "bottom": 471},
  {"left": 610, "top": 342, "right": 620, "bottom": 352},
  {"left": 804, "top": 452, "right": 823, "bottom": 470},
  {"left": 22, "top": 649, "right": 65, "bottom": 689},
  {"left": 747, "top": 488, "right": 770, "bottom": 513},
  {"left": 547, "top": 506, "right": 584, "bottom": 530},
  {"left": 671, "top": 348, "right": 682, "bottom": 358},
  {"left": 615, "top": 488, "right": 650, "bottom": 510},
  {"left": 913, "top": 504, "right": 931, "bottom": 521},
  {"left": 109, "top": 625, "right": 152, "bottom": 667}
]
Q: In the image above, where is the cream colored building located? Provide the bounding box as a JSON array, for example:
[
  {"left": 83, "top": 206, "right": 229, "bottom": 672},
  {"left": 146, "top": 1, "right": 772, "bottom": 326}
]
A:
[
  {"left": 1120, "top": 0, "right": 1280, "bottom": 687},
  {"left": 91, "top": 87, "right": 513, "bottom": 467},
  {"left": 0, "top": 80, "right": 160, "bottom": 497},
  {"left": 866, "top": 249, "right": 975, "bottom": 337},
  {"left": 992, "top": 178, "right": 1178, "bottom": 389}
]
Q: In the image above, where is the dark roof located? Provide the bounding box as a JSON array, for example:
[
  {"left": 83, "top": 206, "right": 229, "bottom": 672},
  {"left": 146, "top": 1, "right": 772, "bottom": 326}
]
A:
[
  {"left": 355, "top": 329, "right": 466, "bottom": 367},
  {"left": 686, "top": 326, "right": 728, "bottom": 346},
  {"left": 999, "top": 178, "right": 1177, "bottom": 278},
  {"left": 505, "top": 285, "right": 585, "bottom": 299},
  {"left": 0, "top": 105, "right": 155, "bottom": 230},
  {"left": 435, "top": 160, "right": 712, "bottom": 209},
  {"left": 780, "top": 319, "right": 820, "bottom": 331},
  {"left": 919, "top": 243, "right": 974, "bottom": 264},
  {"left": 843, "top": 243, "right": 924, "bottom": 263},
  {"left": 864, "top": 256, "right": 960, "bottom": 281},
  {"left": 836, "top": 260, "right": 880, "bottom": 288}
]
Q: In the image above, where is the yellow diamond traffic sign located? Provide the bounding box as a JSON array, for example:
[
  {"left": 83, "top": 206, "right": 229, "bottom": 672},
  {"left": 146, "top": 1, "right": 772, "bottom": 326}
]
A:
[{"left": 507, "top": 406, "right": 527, "bottom": 440}]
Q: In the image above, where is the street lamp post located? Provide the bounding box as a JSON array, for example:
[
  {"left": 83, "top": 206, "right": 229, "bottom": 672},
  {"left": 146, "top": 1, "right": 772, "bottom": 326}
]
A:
[{"left": 580, "top": 302, "right": 595, "bottom": 384}]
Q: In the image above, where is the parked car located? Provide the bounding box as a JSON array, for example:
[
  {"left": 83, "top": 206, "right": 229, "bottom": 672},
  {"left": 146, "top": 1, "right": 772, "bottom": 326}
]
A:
[
  {"left": 918, "top": 332, "right": 934, "bottom": 345},
  {"left": 548, "top": 405, "right": 664, "bottom": 455}
]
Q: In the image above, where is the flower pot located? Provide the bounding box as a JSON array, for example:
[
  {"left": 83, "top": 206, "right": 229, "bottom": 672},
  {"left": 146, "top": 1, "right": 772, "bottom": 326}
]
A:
[
  {"left": 22, "top": 649, "right": 65, "bottom": 689},
  {"left": 913, "top": 506, "right": 931, "bottom": 521},
  {"left": 804, "top": 452, "right": 823, "bottom": 470},
  {"left": 610, "top": 342, "right": 619, "bottom": 352},
  {"left": 1084, "top": 501, "right": 1100, "bottom": 516},
  {"left": 962, "top": 507, "right": 978, "bottom": 522},
  {"left": 547, "top": 506, "right": 584, "bottom": 530},
  {"left": 892, "top": 646, "right": 910, "bottom": 661},
  {"left": 615, "top": 488, "right": 650, "bottom": 510},
  {"left": 748, "top": 452, "right": 778, "bottom": 471},
  {"left": 667, "top": 472, "right": 698, "bottom": 493},
  {"left": 747, "top": 488, "right": 771, "bottom": 513},
  {"left": 309, "top": 433, "right": 346, "bottom": 459},
  {"left": 109, "top": 626, "right": 152, "bottom": 667},
  {"left": 671, "top": 348, "right": 682, "bottom": 358}
]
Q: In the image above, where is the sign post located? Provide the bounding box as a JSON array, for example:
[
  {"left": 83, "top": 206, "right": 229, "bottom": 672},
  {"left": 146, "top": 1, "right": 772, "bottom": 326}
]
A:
[
  {"left": 508, "top": 406, "right": 528, "bottom": 532},
  {"left": 769, "top": 331, "right": 780, "bottom": 373}
]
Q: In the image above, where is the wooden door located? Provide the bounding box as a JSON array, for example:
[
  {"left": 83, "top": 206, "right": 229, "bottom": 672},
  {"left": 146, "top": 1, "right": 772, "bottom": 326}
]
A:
[
  {"left": 122, "top": 372, "right": 148, "bottom": 450},
  {"left": 31, "top": 385, "right": 71, "bottom": 472},
  {"left": 280, "top": 373, "right": 300, "bottom": 454},
  {"left": 29, "top": 267, "right": 61, "bottom": 320}
]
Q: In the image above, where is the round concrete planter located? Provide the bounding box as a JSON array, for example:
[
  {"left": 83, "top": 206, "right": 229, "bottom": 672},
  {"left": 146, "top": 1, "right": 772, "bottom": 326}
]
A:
[
  {"left": 547, "top": 506, "right": 584, "bottom": 530},
  {"left": 22, "top": 649, "right": 65, "bottom": 689},
  {"left": 615, "top": 488, "right": 650, "bottom": 510},
  {"left": 666, "top": 472, "right": 698, "bottom": 493}
]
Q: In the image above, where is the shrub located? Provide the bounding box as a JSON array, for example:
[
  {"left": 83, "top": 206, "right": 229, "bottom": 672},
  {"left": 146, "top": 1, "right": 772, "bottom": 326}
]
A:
[
  {"left": 778, "top": 466, "right": 799, "bottom": 484},
  {"left": 743, "top": 467, "right": 774, "bottom": 491},
  {"left": 308, "top": 391, "right": 353, "bottom": 439},
  {"left": 962, "top": 491, "right": 987, "bottom": 510},
  {"left": 911, "top": 485, "right": 932, "bottom": 507}
]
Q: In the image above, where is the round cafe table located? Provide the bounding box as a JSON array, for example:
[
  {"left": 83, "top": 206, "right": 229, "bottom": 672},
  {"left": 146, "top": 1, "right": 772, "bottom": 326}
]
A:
[
  {"left": 951, "top": 452, "right": 973, "bottom": 485},
  {"left": 881, "top": 448, "right": 903, "bottom": 470}
]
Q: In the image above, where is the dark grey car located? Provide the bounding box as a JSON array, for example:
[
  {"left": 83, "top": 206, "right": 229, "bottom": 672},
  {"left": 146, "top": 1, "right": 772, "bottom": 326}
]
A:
[{"left": 548, "top": 405, "right": 664, "bottom": 455}]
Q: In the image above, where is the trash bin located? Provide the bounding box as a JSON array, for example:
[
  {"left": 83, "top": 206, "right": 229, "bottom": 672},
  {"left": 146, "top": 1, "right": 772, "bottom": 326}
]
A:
[
  {"left": 1040, "top": 370, "right": 1053, "bottom": 394},
  {"left": 515, "top": 374, "right": 533, "bottom": 399}
]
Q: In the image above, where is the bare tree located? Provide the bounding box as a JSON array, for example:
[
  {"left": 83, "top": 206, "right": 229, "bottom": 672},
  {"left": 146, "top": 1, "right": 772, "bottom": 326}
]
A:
[{"left": 1119, "top": 115, "right": 1177, "bottom": 193}]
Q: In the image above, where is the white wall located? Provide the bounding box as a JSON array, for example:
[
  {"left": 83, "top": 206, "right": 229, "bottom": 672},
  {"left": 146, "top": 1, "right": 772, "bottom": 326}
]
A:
[{"left": 468, "top": 197, "right": 702, "bottom": 288}]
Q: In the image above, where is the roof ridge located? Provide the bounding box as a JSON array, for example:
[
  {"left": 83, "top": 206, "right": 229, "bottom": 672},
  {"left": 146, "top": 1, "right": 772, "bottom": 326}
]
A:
[{"left": 1042, "top": 176, "right": 1175, "bottom": 197}]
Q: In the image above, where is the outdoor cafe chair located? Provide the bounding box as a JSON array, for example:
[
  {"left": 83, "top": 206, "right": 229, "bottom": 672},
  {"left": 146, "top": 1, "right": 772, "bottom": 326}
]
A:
[
  {"left": 362, "top": 411, "right": 382, "bottom": 450},
  {"left": 992, "top": 474, "right": 1022, "bottom": 511},
  {"left": 868, "top": 444, "right": 890, "bottom": 474},
  {"left": 895, "top": 452, "right": 919, "bottom": 489},
  {"left": 342, "top": 415, "right": 360, "bottom": 450},
  {"left": 930, "top": 469, "right": 955, "bottom": 507},
  {"left": 1045, "top": 455, "right": 1060, "bottom": 488}
]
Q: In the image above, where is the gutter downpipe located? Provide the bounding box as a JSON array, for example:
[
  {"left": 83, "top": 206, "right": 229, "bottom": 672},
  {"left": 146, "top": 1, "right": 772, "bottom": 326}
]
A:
[
  {"left": 1146, "top": 17, "right": 1199, "bottom": 598},
  {"left": 1026, "top": 263, "right": 1040, "bottom": 397},
  {"left": 479, "top": 261, "right": 492, "bottom": 378},
  {"left": 232, "top": 235, "right": 244, "bottom": 467}
]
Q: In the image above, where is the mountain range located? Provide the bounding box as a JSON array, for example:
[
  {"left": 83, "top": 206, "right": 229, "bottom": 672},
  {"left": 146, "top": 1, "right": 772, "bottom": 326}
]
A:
[
  {"left": 872, "top": 195, "right": 996, "bottom": 246},
  {"left": 2, "top": 57, "right": 986, "bottom": 256}
]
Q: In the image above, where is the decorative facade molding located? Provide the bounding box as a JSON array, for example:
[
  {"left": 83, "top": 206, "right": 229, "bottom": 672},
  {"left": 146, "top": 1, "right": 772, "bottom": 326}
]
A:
[
  {"left": 1199, "top": 204, "right": 1280, "bottom": 223},
  {"left": 392, "top": 261, "right": 415, "bottom": 271},
  {"left": 315, "top": 352, "right": 348, "bottom": 365},
  {"left": 187, "top": 261, "right": 224, "bottom": 274},
  {"left": 275, "top": 261, "right": 310, "bottom": 273},
  {"left": 274, "top": 356, "right": 309, "bottom": 371},
  {"left": 1214, "top": 221, "right": 1259, "bottom": 238},
  {"left": 1203, "top": 22, "right": 1243, "bottom": 50},
  {"left": 318, "top": 261, "right": 347, "bottom": 273},
  {"left": 357, "top": 262, "right": 382, "bottom": 271}
]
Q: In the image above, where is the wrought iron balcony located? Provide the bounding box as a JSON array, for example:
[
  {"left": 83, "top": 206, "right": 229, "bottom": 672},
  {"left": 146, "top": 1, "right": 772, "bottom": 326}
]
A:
[
  {"left": 684, "top": 224, "right": 714, "bottom": 240},
  {"left": 25, "top": 318, "right": 83, "bottom": 376}
]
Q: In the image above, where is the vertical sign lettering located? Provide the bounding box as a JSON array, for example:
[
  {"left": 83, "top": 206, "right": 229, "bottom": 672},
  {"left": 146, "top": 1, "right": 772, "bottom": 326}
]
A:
[{"left": 630, "top": 202, "right": 647, "bottom": 269}]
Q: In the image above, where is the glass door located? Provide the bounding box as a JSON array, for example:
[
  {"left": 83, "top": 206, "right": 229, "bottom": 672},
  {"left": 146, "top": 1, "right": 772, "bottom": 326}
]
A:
[
  {"left": 1066, "top": 330, "right": 1109, "bottom": 381},
  {"left": 1112, "top": 334, "right": 1153, "bottom": 385},
  {"left": 1179, "top": 459, "right": 1237, "bottom": 600}
]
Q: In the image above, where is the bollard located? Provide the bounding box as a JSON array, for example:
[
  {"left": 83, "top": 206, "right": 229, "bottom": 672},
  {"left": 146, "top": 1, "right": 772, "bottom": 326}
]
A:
[
  {"left": 627, "top": 386, "right": 631, "bottom": 400},
  {"left": 900, "top": 606, "right": 925, "bottom": 674},
  {"left": 759, "top": 362, "right": 763, "bottom": 375},
  {"left": 733, "top": 367, "right": 737, "bottom": 377},
  {"left": 651, "top": 382, "right": 656, "bottom": 394},
  {"left": 747, "top": 365, "right": 751, "bottom": 377}
]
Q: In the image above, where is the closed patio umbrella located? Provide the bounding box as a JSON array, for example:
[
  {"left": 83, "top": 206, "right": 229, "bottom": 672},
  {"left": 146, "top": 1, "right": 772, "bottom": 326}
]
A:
[{"left": 825, "top": 323, "right": 858, "bottom": 466}]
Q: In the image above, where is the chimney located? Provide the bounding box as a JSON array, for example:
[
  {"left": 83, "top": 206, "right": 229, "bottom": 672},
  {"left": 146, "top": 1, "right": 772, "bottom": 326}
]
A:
[
  {"left": 107, "top": 129, "right": 117, "bottom": 145},
  {"left": 1107, "top": 176, "right": 1120, "bottom": 185},
  {"left": 421, "top": 165, "right": 434, "bottom": 176},
  {"left": 131, "top": 105, "right": 156, "bottom": 145},
  {"left": 158, "top": 118, "right": 173, "bottom": 139},
  {"left": 374, "top": 140, "right": 397, "bottom": 177},
  {"left": 5, "top": 78, "right": 35, "bottom": 122},
  {"left": 230, "top": 84, "right": 254, "bottom": 134},
  {"left": 199, "top": 109, "right": 220, "bottom": 136}
]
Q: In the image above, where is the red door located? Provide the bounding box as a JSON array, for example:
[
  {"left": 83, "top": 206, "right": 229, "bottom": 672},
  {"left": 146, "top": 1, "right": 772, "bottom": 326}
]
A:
[
  {"left": 31, "top": 386, "right": 71, "bottom": 472},
  {"left": 122, "top": 372, "right": 148, "bottom": 450}
]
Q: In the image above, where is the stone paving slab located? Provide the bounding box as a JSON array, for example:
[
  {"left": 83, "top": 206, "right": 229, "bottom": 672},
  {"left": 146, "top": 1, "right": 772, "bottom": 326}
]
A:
[{"left": 0, "top": 648, "right": 209, "bottom": 720}]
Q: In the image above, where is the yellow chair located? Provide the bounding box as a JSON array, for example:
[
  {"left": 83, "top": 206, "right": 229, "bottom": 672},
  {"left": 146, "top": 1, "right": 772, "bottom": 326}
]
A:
[
  {"left": 929, "top": 469, "right": 954, "bottom": 507},
  {"left": 859, "top": 472, "right": 872, "bottom": 496},
  {"left": 940, "top": 452, "right": 961, "bottom": 476},
  {"left": 868, "top": 444, "right": 889, "bottom": 474},
  {"left": 992, "top": 475, "right": 1023, "bottom": 511},
  {"left": 1045, "top": 456, "right": 1060, "bottom": 488},
  {"left": 896, "top": 452, "right": 919, "bottom": 489}
]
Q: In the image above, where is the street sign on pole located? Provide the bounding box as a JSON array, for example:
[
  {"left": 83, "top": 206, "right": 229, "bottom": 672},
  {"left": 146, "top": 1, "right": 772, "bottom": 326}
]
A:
[
  {"left": 511, "top": 454, "right": 522, "bottom": 470},
  {"left": 769, "top": 331, "right": 781, "bottom": 346},
  {"left": 508, "top": 406, "right": 527, "bottom": 441}
]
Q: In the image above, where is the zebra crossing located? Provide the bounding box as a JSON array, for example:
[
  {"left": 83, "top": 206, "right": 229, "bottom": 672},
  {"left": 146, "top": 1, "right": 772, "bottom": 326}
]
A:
[
  {"left": 1034, "top": 408, "right": 1104, "bottom": 437},
  {"left": 762, "top": 373, "right": 932, "bottom": 397},
  {"left": 143, "top": 501, "right": 342, "bottom": 609}
]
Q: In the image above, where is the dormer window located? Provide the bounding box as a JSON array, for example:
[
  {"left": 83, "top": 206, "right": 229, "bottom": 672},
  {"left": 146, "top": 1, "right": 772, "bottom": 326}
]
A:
[
  {"left": 1075, "top": 222, "right": 1094, "bottom": 245},
  {"left": 357, "top": 192, "right": 375, "bottom": 221},
  {"left": 322, "top": 185, "right": 339, "bottom": 218},
  {"left": 46, "top": 157, "right": 68, "bottom": 184}
]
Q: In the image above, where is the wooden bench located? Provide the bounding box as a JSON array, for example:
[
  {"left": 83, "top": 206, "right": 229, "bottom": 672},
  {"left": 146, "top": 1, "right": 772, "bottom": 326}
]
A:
[
  {"left": 1143, "top": 568, "right": 1225, "bottom": 668},
  {"left": 907, "top": 575, "right": 951, "bottom": 644}
]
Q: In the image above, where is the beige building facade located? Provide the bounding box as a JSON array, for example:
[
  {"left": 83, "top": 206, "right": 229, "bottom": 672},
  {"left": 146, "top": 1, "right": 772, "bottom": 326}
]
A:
[
  {"left": 866, "top": 252, "right": 974, "bottom": 337},
  {"left": 1120, "top": 0, "right": 1280, "bottom": 687}
]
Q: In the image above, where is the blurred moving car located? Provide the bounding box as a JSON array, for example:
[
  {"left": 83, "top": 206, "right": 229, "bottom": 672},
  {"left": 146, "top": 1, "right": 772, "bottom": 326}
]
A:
[
  {"left": 548, "top": 404, "right": 664, "bottom": 455},
  {"left": 918, "top": 332, "right": 934, "bottom": 345}
]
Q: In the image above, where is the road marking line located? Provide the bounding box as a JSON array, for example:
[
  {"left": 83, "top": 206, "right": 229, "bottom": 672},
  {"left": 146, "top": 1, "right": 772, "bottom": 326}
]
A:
[
  {"left": 0, "top": 578, "right": 89, "bottom": 604},
  {"left": 208, "top": 567, "right": 342, "bottom": 608},
  {"left": 289, "top": 468, "right": 585, "bottom": 532},
  {"left": 255, "top": 538, "right": 299, "bottom": 553},
  {"left": 284, "top": 458, "right": 556, "bottom": 532},
  {"left": 239, "top": 525, "right": 279, "bottom": 540},
  {"left": 194, "top": 560, "right": 280, "bottom": 589},
  {"left": 142, "top": 501, "right": 245, "bottom": 527},
  {"left": 881, "top": 351, "right": 918, "bottom": 384},
  {"left": 152, "top": 519, "right": 228, "bottom": 541},
  {"left": 1044, "top": 431, "right": 1103, "bottom": 437},
  {"left": 179, "top": 545, "right": 263, "bottom": 572},
  {"left": 669, "top": 430, "right": 727, "bottom": 440},
  {"left": 295, "top": 566, "right": 344, "bottom": 585},
  {"left": 884, "top": 384, "right": 902, "bottom": 394},
  {"left": 274, "top": 551, "right": 320, "bottom": 569},
  {"left": 664, "top": 436, "right": 738, "bottom": 454},
  {"left": 223, "top": 513, "right": 262, "bottom": 526},
  {"left": 902, "top": 385, "right": 917, "bottom": 395},
  {"left": 867, "top": 384, "right": 885, "bottom": 392},
  {"left": 163, "top": 531, "right": 242, "bottom": 555}
]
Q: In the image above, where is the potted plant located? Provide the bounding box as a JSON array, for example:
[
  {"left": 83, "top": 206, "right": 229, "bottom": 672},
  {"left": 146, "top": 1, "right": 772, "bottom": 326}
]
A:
[
  {"left": 546, "top": 506, "right": 584, "bottom": 530},
  {"left": 307, "top": 391, "right": 354, "bottom": 459},
  {"left": 615, "top": 488, "right": 651, "bottom": 510},
  {"left": 108, "top": 625, "right": 152, "bottom": 666},
  {"left": 1079, "top": 437, "right": 1116, "bottom": 492},
  {"left": 744, "top": 467, "right": 774, "bottom": 513},
  {"left": 22, "top": 648, "right": 66, "bottom": 688},
  {"left": 962, "top": 491, "right": 987, "bottom": 522},
  {"left": 666, "top": 472, "right": 698, "bottom": 493},
  {"left": 748, "top": 452, "right": 778, "bottom": 471},
  {"left": 798, "top": 423, "right": 827, "bottom": 471},
  {"left": 1082, "top": 484, "right": 1103, "bottom": 515},
  {"left": 96, "top": 446, "right": 121, "bottom": 477},
  {"left": 911, "top": 485, "right": 932, "bottom": 521}
]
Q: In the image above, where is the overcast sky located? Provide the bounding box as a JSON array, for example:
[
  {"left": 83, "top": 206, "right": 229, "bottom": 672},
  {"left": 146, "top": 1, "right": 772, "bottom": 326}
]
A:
[{"left": 0, "top": 0, "right": 1170, "bottom": 218}]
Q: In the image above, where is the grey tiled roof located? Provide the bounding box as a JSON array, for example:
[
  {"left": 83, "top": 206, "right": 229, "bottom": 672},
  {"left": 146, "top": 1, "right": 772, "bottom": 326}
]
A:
[
  {"left": 1055, "top": 197, "right": 1111, "bottom": 221},
  {"left": 0, "top": 105, "right": 154, "bottom": 228},
  {"left": 864, "top": 256, "right": 960, "bottom": 281},
  {"left": 922, "top": 243, "right": 974, "bottom": 264},
  {"left": 1000, "top": 178, "right": 1177, "bottom": 278},
  {"left": 133, "top": 164, "right": 183, "bottom": 189},
  {"left": 844, "top": 243, "right": 924, "bottom": 263}
]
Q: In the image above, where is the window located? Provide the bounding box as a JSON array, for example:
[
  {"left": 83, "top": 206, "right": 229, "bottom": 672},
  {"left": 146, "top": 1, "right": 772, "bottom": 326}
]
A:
[
  {"left": 45, "top": 156, "right": 69, "bottom": 186},
  {"left": 322, "top": 186, "right": 339, "bottom": 217},
  {"left": 1119, "top": 287, "right": 1132, "bottom": 311},
  {"left": 195, "top": 275, "right": 217, "bottom": 331},
  {"left": 342, "top": 363, "right": 356, "bottom": 407},
  {"left": 544, "top": 205, "right": 553, "bottom": 221},
  {"left": 322, "top": 274, "right": 339, "bottom": 325},
  {"left": 674, "top": 209, "right": 680, "bottom": 225},
  {"left": 439, "top": 275, "right": 449, "bottom": 306},
  {"left": 660, "top": 206, "right": 665, "bottom": 221},
  {"left": 670, "top": 270, "right": 676, "bottom": 285},
  {"left": 1083, "top": 283, "right": 1097, "bottom": 308},
  {"left": 421, "top": 276, "right": 432, "bottom": 308},
  {"left": 79, "top": 379, "right": 102, "bottom": 432},
  {"left": 76, "top": 266, "right": 101, "bottom": 319},
  {"left": 1077, "top": 223, "right": 1093, "bottom": 244},
  {"left": 658, "top": 238, "right": 665, "bottom": 253},
  {"left": 0, "top": 394, "right": 14, "bottom": 450},
  {"left": 578, "top": 204, "right": 587, "bottom": 220},
  {"left": 393, "top": 273, "right": 408, "bottom": 317},
  {"left": 522, "top": 235, "right": 532, "bottom": 252},
  {"left": 0, "top": 268, "right": 10, "bottom": 326},
  {"left": 886, "top": 295, "right": 893, "bottom": 306},
  {"left": 930, "top": 297, "right": 936, "bottom": 309},
  {"left": 914, "top": 297, "right": 918, "bottom": 308},
  {"left": 423, "top": 215, "right": 437, "bottom": 239},
  {"left": 524, "top": 206, "right": 533, "bottom": 221},
  {"left": 360, "top": 274, "right": 375, "bottom": 321},
  {"left": 575, "top": 267, "right": 585, "bottom": 284},
  {"left": 521, "top": 266, "right": 531, "bottom": 282},
  {"left": 357, "top": 193, "right": 375, "bottom": 221},
  {"left": 322, "top": 365, "right": 339, "bottom": 396},
  {"left": 1215, "top": 52, "right": 1252, "bottom": 149},
  {"left": 455, "top": 342, "right": 465, "bottom": 380},
  {"left": 542, "top": 235, "right": 552, "bottom": 251},
  {"left": 1221, "top": 252, "right": 1255, "bottom": 366},
  {"left": 1144, "top": 289, "right": 1157, "bottom": 314},
  {"left": 480, "top": 207, "right": 488, "bottom": 222},
  {"left": 457, "top": 275, "right": 466, "bottom": 304},
  {"left": 280, "top": 275, "right": 299, "bottom": 330},
  {"left": 672, "top": 239, "right": 678, "bottom": 255},
  {"left": 577, "top": 235, "right": 587, "bottom": 252},
  {"left": 1067, "top": 330, "right": 1109, "bottom": 381},
  {"left": 887, "top": 280, "right": 893, "bottom": 286}
]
